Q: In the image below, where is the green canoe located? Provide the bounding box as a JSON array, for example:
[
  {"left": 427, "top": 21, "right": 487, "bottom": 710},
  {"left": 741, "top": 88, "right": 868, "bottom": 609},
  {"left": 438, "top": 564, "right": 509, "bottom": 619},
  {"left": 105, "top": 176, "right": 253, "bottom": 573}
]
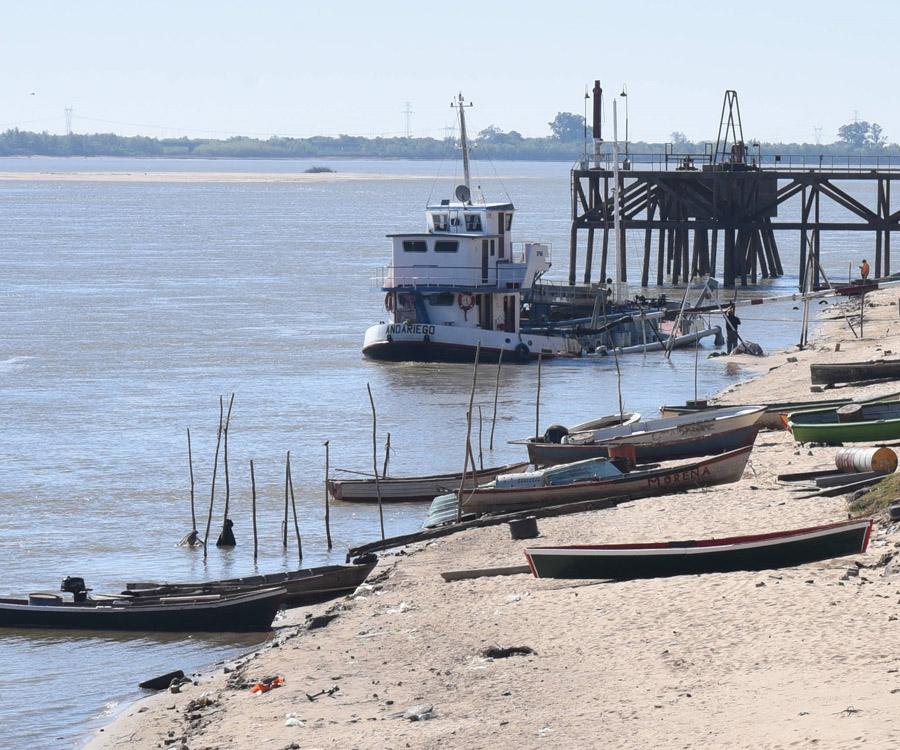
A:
[{"left": 787, "top": 400, "right": 900, "bottom": 444}]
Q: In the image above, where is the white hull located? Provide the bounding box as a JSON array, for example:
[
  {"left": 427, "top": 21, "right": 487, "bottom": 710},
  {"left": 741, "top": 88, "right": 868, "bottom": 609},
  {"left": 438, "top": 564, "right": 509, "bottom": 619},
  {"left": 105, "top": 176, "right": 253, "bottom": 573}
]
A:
[{"left": 362, "top": 321, "right": 580, "bottom": 362}]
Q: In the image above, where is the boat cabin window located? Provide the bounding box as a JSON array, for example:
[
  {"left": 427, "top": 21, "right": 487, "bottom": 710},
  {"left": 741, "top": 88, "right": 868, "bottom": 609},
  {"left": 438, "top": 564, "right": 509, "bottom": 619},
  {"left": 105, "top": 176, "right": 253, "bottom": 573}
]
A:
[
  {"left": 434, "top": 240, "right": 459, "bottom": 253},
  {"left": 427, "top": 292, "right": 455, "bottom": 306},
  {"left": 464, "top": 214, "right": 483, "bottom": 232},
  {"left": 505, "top": 214, "right": 513, "bottom": 231},
  {"left": 402, "top": 240, "right": 428, "bottom": 253},
  {"left": 431, "top": 213, "right": 449, "bottom": 231}
]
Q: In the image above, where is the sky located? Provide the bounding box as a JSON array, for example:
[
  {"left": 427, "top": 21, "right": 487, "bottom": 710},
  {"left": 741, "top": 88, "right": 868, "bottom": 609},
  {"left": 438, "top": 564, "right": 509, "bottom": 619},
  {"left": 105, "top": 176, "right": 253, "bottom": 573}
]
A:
[{"left": 1, "top": 0, "right": 897, "bottom": 146}]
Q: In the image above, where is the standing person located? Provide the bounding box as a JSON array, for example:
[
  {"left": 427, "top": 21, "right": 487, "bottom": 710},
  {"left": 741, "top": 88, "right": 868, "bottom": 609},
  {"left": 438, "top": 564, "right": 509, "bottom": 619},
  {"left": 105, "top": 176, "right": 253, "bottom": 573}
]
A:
[
  {"left": 725, "top": 303, "right": 741, "bottom": 354},
  {"left": 860, "top": 259, "right": 870, "bottom": 282}
]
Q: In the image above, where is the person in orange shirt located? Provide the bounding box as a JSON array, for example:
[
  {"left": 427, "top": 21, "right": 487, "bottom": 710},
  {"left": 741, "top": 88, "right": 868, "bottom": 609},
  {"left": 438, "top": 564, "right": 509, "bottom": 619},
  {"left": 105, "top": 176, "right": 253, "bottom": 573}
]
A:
[{"left": 860, "top": 259, "right": 870, "bottom": 281}]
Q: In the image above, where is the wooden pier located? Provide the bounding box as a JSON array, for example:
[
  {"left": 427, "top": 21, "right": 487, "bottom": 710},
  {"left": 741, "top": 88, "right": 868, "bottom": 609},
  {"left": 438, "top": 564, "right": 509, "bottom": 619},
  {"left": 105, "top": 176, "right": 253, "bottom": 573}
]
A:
[{"left": 570, "top": 153, "right": 900, "bottom": 290}]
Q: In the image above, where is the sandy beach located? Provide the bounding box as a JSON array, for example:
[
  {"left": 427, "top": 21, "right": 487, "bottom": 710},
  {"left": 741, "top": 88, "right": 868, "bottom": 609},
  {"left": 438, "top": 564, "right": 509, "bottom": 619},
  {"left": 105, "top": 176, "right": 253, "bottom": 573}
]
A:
[{"left": 85, "top": 287, "right": 900, "bottom": 749}]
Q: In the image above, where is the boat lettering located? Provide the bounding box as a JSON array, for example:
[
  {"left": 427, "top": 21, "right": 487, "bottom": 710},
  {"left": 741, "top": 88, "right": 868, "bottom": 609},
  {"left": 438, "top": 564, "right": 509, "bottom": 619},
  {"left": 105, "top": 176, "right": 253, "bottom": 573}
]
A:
[
  {"left": 387, "top": 324, "right": 436, "bottom": 337},
  {"left": 646, "top": 466, "right": 711, "bottom": 487}
]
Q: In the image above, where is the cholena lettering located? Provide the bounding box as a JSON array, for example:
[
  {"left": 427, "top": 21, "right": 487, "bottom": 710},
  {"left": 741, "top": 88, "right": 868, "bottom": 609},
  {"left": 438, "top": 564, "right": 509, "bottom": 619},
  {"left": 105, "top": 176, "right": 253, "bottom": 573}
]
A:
[{"left": 386, "top": 324, "right": 436, "bottom": 337}]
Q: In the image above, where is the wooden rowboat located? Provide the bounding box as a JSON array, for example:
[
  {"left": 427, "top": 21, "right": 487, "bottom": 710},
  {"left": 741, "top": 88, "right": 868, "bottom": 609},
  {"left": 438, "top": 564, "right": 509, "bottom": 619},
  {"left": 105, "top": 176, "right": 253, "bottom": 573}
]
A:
[
  {"left": 327, "top": 462, "right": 530, "bottom": 503},
  {"left": 810, "top": 359, "right": 900, "bottom": 386},
  {"left": 0, "top": 584, "right": 284, "bottom": 632},
  {"left": 124, "top": 557, "right": 378, "bottom": 607},
  {"left": 509, "top": 412, "right": 641, "bottom": 449},
  {"left": 786, "top": 400, "right": 900, "bottom": 444},
  {"left": 659, "top": 397, "right": 869, "bottom": 430},
  {"left": 521, "top": 406, "right": 765, "bottom": 467},
  {"left": 524, "top": 519, "right": 873, "bottom": 580},
  {"left": 424, "top": 445, "right": 752, "bottom": 520}
]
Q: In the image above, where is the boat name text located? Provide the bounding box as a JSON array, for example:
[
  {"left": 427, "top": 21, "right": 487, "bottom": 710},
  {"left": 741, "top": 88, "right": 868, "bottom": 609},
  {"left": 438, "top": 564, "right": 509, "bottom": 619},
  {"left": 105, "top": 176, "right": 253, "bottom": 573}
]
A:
[{"left": 387, "top": 324, "right": 436, "bottom": 336}]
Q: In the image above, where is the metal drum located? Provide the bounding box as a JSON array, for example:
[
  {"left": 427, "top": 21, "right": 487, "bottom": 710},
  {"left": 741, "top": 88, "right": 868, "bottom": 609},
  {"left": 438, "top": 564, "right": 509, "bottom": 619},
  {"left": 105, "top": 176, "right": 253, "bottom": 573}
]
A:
[{"left": 835, "top": 446, "right": 898, "bottom": 474}]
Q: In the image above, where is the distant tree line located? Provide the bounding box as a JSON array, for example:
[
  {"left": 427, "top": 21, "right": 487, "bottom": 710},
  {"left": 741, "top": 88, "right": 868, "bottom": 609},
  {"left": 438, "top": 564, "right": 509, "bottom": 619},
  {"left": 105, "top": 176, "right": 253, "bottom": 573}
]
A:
[{"left": 0, "top": 113, "right": 896, "bottom": 161}]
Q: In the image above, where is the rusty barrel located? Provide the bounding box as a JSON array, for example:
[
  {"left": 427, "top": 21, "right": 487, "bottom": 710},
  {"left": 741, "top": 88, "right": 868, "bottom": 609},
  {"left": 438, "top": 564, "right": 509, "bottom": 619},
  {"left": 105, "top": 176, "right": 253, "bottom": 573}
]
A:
[{"left": 835, "top": 446, "right": 898, "bottom": 474}]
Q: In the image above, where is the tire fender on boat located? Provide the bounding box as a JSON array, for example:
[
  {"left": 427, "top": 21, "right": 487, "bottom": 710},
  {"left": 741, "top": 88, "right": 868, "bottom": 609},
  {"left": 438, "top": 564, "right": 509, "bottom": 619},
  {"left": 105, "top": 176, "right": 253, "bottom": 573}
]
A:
[{"left": 515, "top": 343, "right": 530, "bottom": 361}]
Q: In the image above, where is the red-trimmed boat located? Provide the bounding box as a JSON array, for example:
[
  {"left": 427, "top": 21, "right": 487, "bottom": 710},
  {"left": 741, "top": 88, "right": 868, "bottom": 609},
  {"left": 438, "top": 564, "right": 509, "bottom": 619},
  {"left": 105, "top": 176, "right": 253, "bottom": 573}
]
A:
[{"left": 524, "top": 518, "right": 873, "bottom": 580}]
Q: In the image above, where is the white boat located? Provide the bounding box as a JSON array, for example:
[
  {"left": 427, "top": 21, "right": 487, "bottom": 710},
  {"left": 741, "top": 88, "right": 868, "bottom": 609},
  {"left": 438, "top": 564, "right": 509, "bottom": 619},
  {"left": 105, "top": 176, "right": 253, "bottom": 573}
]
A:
[{"left": 362, "top": 94, "right": 582, "bottom": 364}]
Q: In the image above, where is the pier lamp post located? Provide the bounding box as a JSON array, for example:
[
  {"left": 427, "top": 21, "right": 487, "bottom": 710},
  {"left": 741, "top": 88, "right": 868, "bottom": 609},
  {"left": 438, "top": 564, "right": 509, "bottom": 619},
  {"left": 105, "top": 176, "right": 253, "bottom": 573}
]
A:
[{"left": 619, "top": 85, "right": 629, "bottom": 160}]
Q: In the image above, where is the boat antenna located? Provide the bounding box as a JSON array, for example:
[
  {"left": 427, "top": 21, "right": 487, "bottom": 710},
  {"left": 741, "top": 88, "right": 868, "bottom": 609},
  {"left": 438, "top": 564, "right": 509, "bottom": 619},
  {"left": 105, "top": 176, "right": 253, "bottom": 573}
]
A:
[{"left": 452, "top": 92, "right": 473, "bottom": 191}]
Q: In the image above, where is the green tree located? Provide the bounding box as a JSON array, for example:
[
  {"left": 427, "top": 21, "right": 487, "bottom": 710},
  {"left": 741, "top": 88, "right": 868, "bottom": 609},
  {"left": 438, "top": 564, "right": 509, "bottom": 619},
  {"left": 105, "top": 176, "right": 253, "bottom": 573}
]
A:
[
  {"left": 837, "top": 121, "right": 872, "bottom": 148},
  {"left": 548, "top": 112, "right": 585, "bottom": 141}
]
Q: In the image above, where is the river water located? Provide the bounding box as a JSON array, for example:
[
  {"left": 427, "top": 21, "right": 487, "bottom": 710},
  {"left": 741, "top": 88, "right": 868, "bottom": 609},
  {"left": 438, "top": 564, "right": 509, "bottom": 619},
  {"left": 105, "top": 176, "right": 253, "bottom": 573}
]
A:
[{"left": 0, "top": 156, "right": 866, "bottom": 746}]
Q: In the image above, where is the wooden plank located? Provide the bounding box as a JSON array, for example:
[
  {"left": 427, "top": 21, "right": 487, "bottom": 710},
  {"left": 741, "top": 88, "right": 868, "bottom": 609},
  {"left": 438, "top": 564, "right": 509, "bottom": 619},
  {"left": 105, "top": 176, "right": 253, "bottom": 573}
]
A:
[
  {"left": 440, "top": 565, "right": 532, "bottom": 582},
  {"left": 346, "top": 495, "right": 629, "bottom": 560}
]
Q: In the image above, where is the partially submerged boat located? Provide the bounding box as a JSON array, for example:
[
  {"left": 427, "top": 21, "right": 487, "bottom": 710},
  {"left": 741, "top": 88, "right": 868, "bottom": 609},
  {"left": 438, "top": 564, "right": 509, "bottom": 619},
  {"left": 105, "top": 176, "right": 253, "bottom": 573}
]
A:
[
  {"left": 0, "top": 577, "right": 284, "bottom": 632},
  {"left": 327, "top": 462, "right": 530, "bottom": 503},
  {"left": 124, "top": 557, "right": 378, "bottom": 608},
  {"left": 362, "top": 94, "right": 582, "bottom": 364},
  {"left": 424, "top": 445, "right": 752, "bottom": 521},
  {"left": 786, "top": 399, "right": 900, "bottom": 444},
  {"left": 524, "top": 518, "right": 873, "bottom": 580},
  {"left": 518, "top": 405, "right": 766, "bottom": 467}
]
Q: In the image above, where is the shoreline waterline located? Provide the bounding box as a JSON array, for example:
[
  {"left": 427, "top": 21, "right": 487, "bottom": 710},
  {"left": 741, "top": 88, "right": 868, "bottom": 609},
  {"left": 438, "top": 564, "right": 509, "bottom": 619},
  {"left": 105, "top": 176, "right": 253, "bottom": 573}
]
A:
[{"left": 83, "top": 289, "right": 900, "bottom": 749}]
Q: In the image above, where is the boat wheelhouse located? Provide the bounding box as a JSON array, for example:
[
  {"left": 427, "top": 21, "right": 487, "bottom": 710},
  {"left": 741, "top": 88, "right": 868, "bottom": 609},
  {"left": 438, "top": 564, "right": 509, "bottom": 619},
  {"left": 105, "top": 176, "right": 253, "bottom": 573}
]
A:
[{"left": 362, "top": 94, "right": 581, "bottom": 363}]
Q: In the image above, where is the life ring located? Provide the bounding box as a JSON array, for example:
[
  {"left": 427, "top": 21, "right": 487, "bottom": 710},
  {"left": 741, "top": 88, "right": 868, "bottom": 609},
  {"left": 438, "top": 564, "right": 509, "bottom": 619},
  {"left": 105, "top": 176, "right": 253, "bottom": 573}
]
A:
[
  {"left": 385, "top": 293, "right": 394, "bottom": 312},
  {"left": 514, "top": 343, "right": 530, "bottom": 361},
  {"left": 457, "top": 292, "right": 475, "bottom": 311}
]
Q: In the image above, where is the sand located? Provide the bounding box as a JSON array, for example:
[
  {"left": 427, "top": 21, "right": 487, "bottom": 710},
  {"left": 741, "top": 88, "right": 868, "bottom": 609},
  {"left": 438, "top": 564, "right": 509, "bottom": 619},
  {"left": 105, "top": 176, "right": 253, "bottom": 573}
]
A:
[{"left": 85, "top": 288, "right": 900, "bottom": 750}]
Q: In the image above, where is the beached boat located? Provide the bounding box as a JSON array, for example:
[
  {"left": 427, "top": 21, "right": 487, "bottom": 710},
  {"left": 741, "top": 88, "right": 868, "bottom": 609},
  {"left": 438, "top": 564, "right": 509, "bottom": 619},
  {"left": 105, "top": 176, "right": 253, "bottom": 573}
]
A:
[
  {"left": 425, "top": 445, "right": 752, "bottom": 519},
  {"left": 124, "top": 558, "right": 378, "bottom": 607},
  {"left": 0, "top": 580, "right": 284, "bottom": 632},
  {"left": 660, "top": 398, "right": 855, "bottom": 430},
  {"left": 810, "top": 359, "right": 900, "bottom": 386},
  {"left": 327, "top": 462, "right": 530, "bottom": 503},
  {"left": 362, "top": 94, "right": 581, "bottom": 364},
  {"left": 523, "top": 518, "right": 873, "bottom": 580},
  {"left": 517, "top": 405, "right": 765, "bottom": 467},
  {"left": 510, "top": 412, "right": 641, "bottom": 452},
  {"left": 786, "top": 400, "right": 900, "bottom": 444},
  {"left": 660, "top": 391, "right": 900, "bottom": 430}
]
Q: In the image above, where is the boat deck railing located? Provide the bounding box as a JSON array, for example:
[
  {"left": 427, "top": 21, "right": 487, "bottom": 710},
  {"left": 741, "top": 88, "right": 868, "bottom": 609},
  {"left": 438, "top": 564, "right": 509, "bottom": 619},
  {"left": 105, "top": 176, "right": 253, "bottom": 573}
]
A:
[{"left": 373, "top": 264, "right": 529, "bottom": 291}]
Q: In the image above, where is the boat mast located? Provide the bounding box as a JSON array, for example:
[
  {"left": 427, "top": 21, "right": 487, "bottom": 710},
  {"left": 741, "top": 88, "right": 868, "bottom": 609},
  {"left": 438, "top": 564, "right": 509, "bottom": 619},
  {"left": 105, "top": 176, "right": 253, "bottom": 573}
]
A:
[
  {"left": 612, "top": 99, "right": 623, "bottom": 297},
  {"left": 453, "top": 92, "right": 472, "bottom": 191}
]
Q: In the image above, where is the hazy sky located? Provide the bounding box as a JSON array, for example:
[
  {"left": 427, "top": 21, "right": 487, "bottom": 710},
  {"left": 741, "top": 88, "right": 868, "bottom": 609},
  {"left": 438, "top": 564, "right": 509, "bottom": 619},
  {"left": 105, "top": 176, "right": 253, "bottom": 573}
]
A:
[{"left": 1, "top": 1, "right": 896, "bottom": 145}]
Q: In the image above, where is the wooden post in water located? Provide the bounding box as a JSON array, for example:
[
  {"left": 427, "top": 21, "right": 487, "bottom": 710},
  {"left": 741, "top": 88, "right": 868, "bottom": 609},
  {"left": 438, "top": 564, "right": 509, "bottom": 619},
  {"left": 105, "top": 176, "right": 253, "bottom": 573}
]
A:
[
  {"left": 324, "top": 440, "right": 332, "bottom": 550},
  {"left": 186, "top": 427, "right": 196, "bottom": 533},
  {"left": 203, "top": 396, "right": 224, "bottom": 560},
  {"left": 287, "top": 453, "right": 302, "bottom": 561},
  {"left": 477, "top": 405, "right": 484, "bottom": 471},
  {"left": 382, "top": 433, "right": 391, "bottom": 478},
  {"left": 250, "top": 459, "right": 258, "bottom": 561},
  {"left": 489, "top": 348, "right": 504, "bottom": 450},
  {"left": 456, "top": 342, "right": 481, "bottom": 523},
  {"left": 282, "top": 451, "right": 290, "bottom": 549},
  {"left": 534, "top": 351, "right": 543, "bottom": 440},
  {"left": 367, "top": 383, "right": 385, "bottom": 540},
  {"left": 217, "top": 394, "right": 235, "bottom": 547}
]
